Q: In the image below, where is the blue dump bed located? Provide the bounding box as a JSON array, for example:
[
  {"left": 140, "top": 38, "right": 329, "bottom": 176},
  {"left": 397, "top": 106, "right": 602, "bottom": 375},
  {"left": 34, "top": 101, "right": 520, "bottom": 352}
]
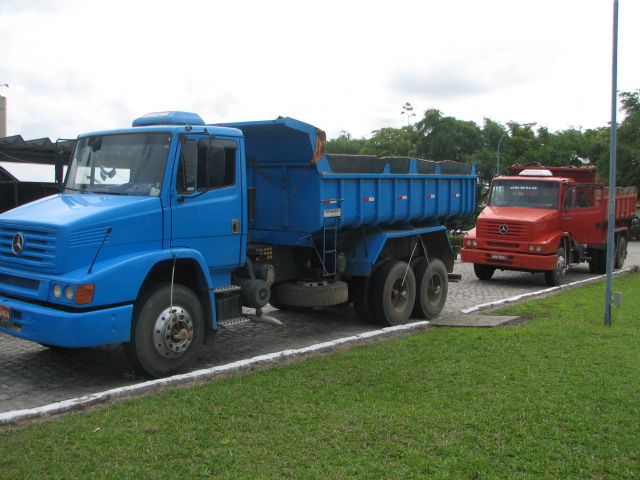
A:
[{"left": 220, "top": 117, "right": 477, "bottom": 246}]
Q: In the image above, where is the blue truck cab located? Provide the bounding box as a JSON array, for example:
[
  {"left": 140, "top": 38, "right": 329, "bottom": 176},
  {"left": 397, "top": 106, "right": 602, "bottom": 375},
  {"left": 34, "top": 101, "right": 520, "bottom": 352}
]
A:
[{"left": 0, "top": 112, "right": 477, "bottom": 377}]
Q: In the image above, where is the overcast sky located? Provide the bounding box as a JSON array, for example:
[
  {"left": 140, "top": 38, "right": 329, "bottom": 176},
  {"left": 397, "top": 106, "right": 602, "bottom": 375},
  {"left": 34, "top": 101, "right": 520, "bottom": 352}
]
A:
[{"left": 1, "top": 0, "right": 638, "bottom": 141}]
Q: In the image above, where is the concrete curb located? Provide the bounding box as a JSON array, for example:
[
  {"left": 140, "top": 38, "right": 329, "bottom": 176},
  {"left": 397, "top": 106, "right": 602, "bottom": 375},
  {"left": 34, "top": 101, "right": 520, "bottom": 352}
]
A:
[
  {"left": 459, "top": 269, "right": 630, "bottom": 313},
  {"left": 0, "top": 321, "right": 432, "bottom": 427}
]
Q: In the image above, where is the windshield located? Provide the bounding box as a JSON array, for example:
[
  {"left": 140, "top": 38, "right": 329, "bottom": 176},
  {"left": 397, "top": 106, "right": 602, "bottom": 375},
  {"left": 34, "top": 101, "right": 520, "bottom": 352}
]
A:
[
  {"left": 65, "top": 132, "right": 172, "bottom": 196},
  {"left": 488, "top": 180, "right": 559, "bottom": 209}
]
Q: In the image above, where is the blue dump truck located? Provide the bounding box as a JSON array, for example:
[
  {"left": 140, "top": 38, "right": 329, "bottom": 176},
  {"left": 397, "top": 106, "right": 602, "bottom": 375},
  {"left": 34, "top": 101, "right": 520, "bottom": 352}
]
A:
[{"left": 0, "top": 112, "right": 477, "bottom": 377}]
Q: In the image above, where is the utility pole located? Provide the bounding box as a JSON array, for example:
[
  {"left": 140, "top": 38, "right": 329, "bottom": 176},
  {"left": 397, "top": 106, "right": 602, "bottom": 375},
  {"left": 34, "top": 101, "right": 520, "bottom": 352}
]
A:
[{"left": 604, "top": 0, "right": 619, "bottom": 326}]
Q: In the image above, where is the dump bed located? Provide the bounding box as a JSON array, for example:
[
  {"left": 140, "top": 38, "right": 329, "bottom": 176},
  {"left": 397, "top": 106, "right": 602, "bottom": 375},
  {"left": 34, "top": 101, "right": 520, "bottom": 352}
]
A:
[{"left": 220, "top": 117, "right": 477, "bottom": 246}]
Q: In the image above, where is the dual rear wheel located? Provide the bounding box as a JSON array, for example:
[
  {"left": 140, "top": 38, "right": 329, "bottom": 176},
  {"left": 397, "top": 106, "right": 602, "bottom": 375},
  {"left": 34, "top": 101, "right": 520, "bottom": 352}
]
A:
[{"left": 352, "top": 258, "right": 448, "bottom": 327}]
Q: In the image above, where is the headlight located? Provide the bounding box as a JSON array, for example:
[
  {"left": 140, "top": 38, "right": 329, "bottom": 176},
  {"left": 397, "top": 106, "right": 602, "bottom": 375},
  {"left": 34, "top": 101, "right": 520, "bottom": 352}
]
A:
[
  {"left": 51, "top": 283, "right": 94, "bottom": 304},
  {"left": 64, "top": 285, "right": 74, "bottom": 301}
]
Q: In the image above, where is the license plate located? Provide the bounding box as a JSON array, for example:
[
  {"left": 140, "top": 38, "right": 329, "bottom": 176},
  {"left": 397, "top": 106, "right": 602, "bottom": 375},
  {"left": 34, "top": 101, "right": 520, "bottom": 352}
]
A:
[
  {"left": 0, "top": 304, "right": 19, "bottom": 332},
  {"left": 491, "top": 253, "right": 507, "bottom": 261},
  {"left": 324, "top": 208, "right": 342, "bottom": 218}
]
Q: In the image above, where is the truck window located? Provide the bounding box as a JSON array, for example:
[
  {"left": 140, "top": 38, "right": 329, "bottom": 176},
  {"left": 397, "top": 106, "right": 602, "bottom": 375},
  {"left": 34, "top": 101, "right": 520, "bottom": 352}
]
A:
[
  {"left": 488, "top": 180, "right": 559, "bottom": 209},
  {"left": 65, "top": 132, "right": 171, "bottom": 197},
  {"left": 565, "top": 185, "right": 602, "bottom": 209},
  {"left": 177, "top": 139, "right": 236, "bottom": 195}
]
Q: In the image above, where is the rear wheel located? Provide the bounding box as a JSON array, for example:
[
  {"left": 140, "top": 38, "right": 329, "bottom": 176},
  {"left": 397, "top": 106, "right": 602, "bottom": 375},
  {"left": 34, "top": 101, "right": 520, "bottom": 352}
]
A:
[
  {"left": 123, "top": 284, "right": 204, "bottom": 378},
  {"left": 588, "top": 249, "right": 599, "bottom": 273},
  {"left": 473, "top": 263, "right": 495, "bottom": 280},
  {"left": 413, "top": 258, "right": 448, "bottom": 319},
  {"left": 545, "top": 246, "right": 567, "bottom": 286},
  {"left": 615, "top": 236, "right": 627, "bottom": 269},
  {"left": 368, "top": 260, "right": 416, "bottom": 326}
]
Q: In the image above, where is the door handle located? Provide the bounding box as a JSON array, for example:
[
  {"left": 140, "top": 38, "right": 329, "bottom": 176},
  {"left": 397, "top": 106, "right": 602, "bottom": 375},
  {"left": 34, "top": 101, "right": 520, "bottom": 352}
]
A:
[{"left": 231, "top": 219, "right": 240, "bottom": 234}]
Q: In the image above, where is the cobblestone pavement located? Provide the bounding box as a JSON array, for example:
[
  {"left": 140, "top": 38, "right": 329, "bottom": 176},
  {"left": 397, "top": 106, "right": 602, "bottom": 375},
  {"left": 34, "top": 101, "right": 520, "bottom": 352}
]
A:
[{"left": 2, "top": 241, "right": 639, "bottom": 414}]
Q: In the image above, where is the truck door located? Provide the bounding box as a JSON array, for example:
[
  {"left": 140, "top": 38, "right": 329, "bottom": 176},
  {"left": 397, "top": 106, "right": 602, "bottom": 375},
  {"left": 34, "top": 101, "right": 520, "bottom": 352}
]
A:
[
  {"left": 170, "top": 135, "right": 243, "bottom": 277},
  {"left": 561, "top": 184, "right": 605, "bottom": 244}
]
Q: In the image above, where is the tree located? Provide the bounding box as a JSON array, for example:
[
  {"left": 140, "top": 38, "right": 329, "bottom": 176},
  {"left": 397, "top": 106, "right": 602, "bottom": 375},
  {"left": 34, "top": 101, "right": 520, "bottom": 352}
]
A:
[
  {"left": 360, "top": 126, "right": 416, "bottom": 157},
  {"left": 325, "top": 131, "right": 366, "bottom": 154},
  {"left": 616, "top": 91, "right": 640, "bottom": 187},
  {"left": 415, "top": 109, "right": 482, "bottom": 161},
  {"left": 589, "top": 91, "right": 640, "bottom": 187}
]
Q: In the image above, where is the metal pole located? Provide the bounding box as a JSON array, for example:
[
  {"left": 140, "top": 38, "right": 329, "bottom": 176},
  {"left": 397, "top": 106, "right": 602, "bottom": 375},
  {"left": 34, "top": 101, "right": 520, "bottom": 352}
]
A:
[{"left": 604, "top": 0, "right": 619, "bottom": 326}]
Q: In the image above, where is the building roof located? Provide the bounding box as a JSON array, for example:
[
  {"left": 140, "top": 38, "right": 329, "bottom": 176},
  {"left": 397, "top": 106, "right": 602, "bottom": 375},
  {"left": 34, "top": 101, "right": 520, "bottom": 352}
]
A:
[{"left": 0, "top": 135, "right": 75, "bottom": 165}]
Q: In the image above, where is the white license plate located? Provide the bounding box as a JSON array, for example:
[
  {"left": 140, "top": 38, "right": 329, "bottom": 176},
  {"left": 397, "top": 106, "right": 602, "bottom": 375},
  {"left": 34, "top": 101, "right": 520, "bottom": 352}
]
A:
[
  {"left": 490, "top": 253, "right": 507, "bottom": 261},
  {"left": 324, "top": 208, "right": 342, "bottom": 218}
]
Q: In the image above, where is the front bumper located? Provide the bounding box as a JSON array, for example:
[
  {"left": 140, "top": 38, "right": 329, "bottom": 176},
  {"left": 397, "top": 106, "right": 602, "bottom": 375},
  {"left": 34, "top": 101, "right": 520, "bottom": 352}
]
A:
[
  {"left": 460, "top": 248, "right": 558, "bottom": 272},
  {"left": 0, "top": 296, "right": 133, "bottom": 347}
]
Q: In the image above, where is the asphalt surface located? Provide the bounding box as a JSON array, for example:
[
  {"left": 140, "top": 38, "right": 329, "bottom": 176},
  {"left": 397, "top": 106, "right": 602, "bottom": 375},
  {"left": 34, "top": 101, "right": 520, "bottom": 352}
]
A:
[{"left": 1, "top": 241, "right": 638, "bottom": 415}]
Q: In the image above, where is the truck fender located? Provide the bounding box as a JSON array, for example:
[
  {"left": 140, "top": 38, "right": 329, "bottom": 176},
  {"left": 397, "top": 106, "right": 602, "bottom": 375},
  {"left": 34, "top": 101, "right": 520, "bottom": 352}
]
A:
[
  {"left": 344, "top": 225, "right": 453, "bottom": 276},
  {"left": 136, "top": 248, "right": 216, "bottom": 329}
]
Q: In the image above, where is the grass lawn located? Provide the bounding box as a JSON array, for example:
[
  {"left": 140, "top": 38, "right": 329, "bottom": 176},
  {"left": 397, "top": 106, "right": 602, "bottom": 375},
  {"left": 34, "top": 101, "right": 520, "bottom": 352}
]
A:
[{"left": 1, "top": 273, "right": 639, "bottom": 479}]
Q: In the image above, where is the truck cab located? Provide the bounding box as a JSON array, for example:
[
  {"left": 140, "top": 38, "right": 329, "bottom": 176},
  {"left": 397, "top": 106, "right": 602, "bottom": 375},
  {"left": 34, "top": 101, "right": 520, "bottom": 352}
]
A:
[
  {"left": 461, "top": 165, "right": 637, "bottom": 285},
  {"left": 0, "top": 112, "right": 251, "bottom": 376}
]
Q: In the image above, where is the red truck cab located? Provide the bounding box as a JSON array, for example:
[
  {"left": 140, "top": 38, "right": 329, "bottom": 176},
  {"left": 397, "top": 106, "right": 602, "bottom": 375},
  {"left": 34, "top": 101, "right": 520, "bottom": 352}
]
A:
[{"left": 461, "top": 165, "right": 637, "bottom": 286}]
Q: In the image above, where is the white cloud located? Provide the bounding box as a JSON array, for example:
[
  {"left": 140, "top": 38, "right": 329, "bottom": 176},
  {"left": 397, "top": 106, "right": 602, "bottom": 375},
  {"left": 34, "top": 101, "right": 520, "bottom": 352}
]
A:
[{"left": 0, "top": 0, "right": 637, "bottom": 141}]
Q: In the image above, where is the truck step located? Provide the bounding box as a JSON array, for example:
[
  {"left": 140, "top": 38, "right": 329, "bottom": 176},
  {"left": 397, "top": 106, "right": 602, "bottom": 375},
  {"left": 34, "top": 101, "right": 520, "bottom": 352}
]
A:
[{"left": 218, "top": 316, "right": 250, "bottom": 328}]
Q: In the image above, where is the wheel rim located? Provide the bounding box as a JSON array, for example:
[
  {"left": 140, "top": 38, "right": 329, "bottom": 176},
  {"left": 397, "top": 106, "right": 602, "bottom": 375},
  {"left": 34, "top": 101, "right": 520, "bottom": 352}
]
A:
[
  {"left": 427, "top": 274, "right": 443, "bottom": 306},
  {"left": 390, "top": 277, "right": 410, "bottom": 313},
  {"left": 153, "top": 305, "right": 194, "bottom": 358},
  {"left": 556, "top": 254, "right": 567, "bottom": 277}
]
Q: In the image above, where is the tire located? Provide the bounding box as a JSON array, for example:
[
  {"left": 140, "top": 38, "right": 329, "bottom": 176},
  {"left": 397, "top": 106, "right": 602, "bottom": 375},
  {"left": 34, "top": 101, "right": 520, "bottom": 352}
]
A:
[
  {"left": 123, "top": 284, "right": 204, "bottom": 378},
  {"left": 615, "top": 236, "right": 627, "bottom": 269},
  {"left": 268, "top": 295, "right": 312, "bottom": 313},
  {"left": 545, "top": 246, "right": 567, "bottom": 286},
  {"left": 588, "top": 249, "right": 599, "bottom": 273},
  {"left": 413, "top": 258, "right": 448, "bottom": 319},
  {"left": 473, "top": 263, "right": 495, "bottom": 280},
  {"left": 368, "top": 260, "right": 416, "bottom": 326},
  {"left": 595, "top": 247, "right": 607, "bottom": 274},
  {"left": 273, "top": 280, "right": 348, "bottom": 308},
  {"left": 350, "top": 276, "right": 373, "bottom": 323}
]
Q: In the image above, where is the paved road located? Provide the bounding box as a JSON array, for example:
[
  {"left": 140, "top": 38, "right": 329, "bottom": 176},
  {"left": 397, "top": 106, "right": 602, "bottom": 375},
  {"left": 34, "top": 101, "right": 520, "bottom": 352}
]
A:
[{"left": 2, "top": 241, "right": 639, "bottom": 414}]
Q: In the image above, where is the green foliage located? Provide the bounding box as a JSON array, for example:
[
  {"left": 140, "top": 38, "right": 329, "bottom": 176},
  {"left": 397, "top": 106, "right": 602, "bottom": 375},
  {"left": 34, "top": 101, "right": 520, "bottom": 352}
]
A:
[
  {"left": 324, "top": 130, "right": 366, "bottom": 154},
  {"left": 415, "top": 108, "right": 483, "bottom": 161},
  {"left": 360, "top": 126, "right": 417, "bottom": 157},
  {"left": 324, "top": 91, "right": 640, "bottom": 188}
]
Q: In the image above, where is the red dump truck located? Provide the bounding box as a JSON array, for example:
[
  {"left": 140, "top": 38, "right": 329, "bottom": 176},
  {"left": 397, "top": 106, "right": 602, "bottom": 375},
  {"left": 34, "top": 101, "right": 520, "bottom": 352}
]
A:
[{"left": 461, "top": 164, "right": 638, "bottom": 286}]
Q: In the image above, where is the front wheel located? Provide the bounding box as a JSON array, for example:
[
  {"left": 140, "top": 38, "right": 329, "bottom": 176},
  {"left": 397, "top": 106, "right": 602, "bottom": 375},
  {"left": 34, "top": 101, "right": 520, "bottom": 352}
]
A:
[
  {"left": 545, "top": 246, "right": 567, "bottom": 286},
  {"left": 123, "top": 284, "right": 204, "bottom": 378},
  {"left": 473, "top": 263, "right": 495, "bottom": 280}
]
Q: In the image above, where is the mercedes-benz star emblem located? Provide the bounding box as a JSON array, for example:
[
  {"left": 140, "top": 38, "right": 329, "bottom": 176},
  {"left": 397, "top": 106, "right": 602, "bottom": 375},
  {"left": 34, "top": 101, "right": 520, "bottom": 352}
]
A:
[
  {"left": 498, "top": 224, "right": 509, "bottom": 235},
  {"left": 12, "top": 233, "right": 25, "bottom": 255}
]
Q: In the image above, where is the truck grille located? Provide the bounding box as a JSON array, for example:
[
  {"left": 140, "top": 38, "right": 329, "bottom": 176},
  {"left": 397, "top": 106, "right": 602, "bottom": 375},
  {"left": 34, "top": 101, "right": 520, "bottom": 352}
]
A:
[
  {"left": 0, "top": 225, "right": 58, "bottom": 268},
  {"left": 477, "top": 220, "right": 530, "bottom": 241},
  {"left": 0, "top": 273, "right": 40, "bottom": 290}
]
